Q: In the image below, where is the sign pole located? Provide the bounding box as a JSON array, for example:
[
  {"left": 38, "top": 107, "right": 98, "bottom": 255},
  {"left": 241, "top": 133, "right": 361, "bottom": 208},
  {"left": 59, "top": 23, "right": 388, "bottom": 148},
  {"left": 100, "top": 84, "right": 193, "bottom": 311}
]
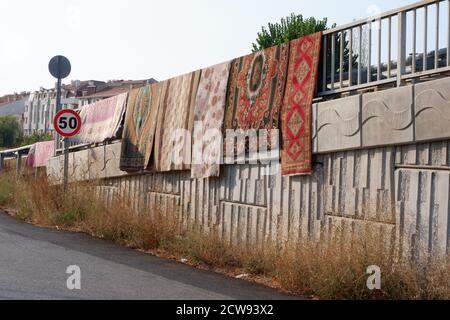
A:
[
  {"left": 54, "top": 77, "right": 62, "bottom": 157},
  {"left": 55, "top": 77, "right": 69, "bottom": 191},
  {"left": 49, "top": 55, "right": 72, "bottom": 193},
  {"left": 56, "top": 77, "right": 62, "bottom": 113},
  {"left": 63, "top": 139, "right": 69, "bottom": 192},
  {"left": 54, "top": 77, "right": 71, "bottom": 191},
  {"left": 53, "top": 109, "right": 82, "bottom": 190}
]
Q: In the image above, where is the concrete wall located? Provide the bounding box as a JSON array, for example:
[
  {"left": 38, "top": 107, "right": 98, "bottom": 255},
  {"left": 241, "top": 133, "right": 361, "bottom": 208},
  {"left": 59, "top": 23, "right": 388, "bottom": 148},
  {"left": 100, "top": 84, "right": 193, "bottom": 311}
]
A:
[
  {"left": 47, "top": 78, "right": 450, "bottom": 257},
  {"left": 314, "top": 77, "right": 450, "bottom": 153}
]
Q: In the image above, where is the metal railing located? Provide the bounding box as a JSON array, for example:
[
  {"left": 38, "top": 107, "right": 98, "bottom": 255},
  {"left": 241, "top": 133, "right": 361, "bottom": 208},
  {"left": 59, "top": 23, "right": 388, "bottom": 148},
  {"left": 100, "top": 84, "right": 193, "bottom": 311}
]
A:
[
  {"left": 0, "top": 145, "right": 32, "bottom": 173},
  {"left": 318, "top": 0, "right": 450, "bottom": 97}
]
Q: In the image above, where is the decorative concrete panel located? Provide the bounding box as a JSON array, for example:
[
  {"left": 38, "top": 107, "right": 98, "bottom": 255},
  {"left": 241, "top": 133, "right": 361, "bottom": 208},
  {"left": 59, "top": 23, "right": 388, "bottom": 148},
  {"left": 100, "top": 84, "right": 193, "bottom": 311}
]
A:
[
  {"left": 316, "top": 95, "right": 361, "bottom": 153},
  {"left": 218, "top": 202, "right": 269, "bottom": 246},
  {"left": 322, "top": 148, "right": 396, "bottom": 224},
  {"left": 415, "top": 77, "right": 450, "bottom": 142},
  {"left": 70, "top": 149, "right": 89, "bottom": 182},
  {"left": 323, "top": 215, "right": 395, "bottom": 248},
  {"left": 276, "top": 167, "right": 324, "bottom": 242},
  {"left": 103, "top": 143, "right": 128, "bottom": 179},
  {"left": 395, "top": 169, "right": 450, "bottom": 258},
  {"left": 95, "top": 185, "right": 119, "bottom": 207},
  {"left": 312, "top": 103, "right": 318, "bottom": 153},
  {"left": 147, "top": 171, "right": 183, "bottom": 195},
  {"left": 219, "top": 164, "right": 267, "bottom": 207},
  {"left": 395, "top": 140, "right": 450, "bottom": 167},
  {"left": 362, "top": 86, "right": 414, "bottom": 147},
  {"left": 46, "top": 155, "right": 63, "bottom": 184},
  {"left": 147, "top": 191, "right": 181, "bottom": 217},
  {"left": 88, "top": 146, "right": 106, "bottom": 180}
]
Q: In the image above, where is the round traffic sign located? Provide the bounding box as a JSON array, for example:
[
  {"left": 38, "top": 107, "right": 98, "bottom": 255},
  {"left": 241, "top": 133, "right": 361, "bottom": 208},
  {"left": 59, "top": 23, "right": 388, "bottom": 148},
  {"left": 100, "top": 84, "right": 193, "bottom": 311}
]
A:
[
  {"left": 53, "top": 109, "right": 82, "bottom": 137},
  {"left": 49, "top": 55, "right": 71, "bottom": 79}
]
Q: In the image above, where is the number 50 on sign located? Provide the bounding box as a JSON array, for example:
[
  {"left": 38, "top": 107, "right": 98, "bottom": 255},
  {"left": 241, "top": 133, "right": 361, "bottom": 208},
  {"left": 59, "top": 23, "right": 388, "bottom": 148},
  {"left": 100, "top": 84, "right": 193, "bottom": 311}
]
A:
[{"left": 54, "top": 109, "right": 82, "bottom": 137}]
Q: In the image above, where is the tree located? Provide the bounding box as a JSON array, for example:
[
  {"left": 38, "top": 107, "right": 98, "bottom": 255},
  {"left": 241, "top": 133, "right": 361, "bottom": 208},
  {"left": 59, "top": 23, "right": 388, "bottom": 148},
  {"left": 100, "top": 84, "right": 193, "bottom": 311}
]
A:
[
  {"left": 20, "top": 132, "right": 53, "bottom": 147},
  {"left": 0, "top": 116, "right": 22, "bottom": 148},
  {"left": 252, "top": 14, "right": 329, "bottom": 52},
  {"left": 252, "top": 13, "right": 358, "bottom": 86}
]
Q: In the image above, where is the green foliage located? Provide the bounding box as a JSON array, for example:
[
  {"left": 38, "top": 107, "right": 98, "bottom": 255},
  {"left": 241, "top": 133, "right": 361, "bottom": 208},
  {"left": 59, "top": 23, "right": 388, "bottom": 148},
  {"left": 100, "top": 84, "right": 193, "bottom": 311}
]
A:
[
  {"left": 0, "top": 116, "right": 22, "bottom": 148},
  {"left": 0, "top": 174, "right": 15, "bottom": 206},
  {"left": 252, "top": 13, "right": 358, "bottom": 79},
  {"left": 51, "top": 206, "right": 86, "bottom": 228},
  {"left": 252, "top": 13, "right": 329, "bottom": 52},
  {"left": 0, "top": 117, "right": 52, "bottom": 149},
  {"left": 20, "top": 133, "right": 53, "bottom": 147}
]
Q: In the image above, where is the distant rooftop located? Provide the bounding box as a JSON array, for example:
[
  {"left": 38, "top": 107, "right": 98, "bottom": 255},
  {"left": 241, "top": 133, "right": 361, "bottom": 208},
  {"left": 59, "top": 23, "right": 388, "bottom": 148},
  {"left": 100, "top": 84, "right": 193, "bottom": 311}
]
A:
[
  {"left": 0, "top": 99, "right": 26, "bottom": 117},
  {"left": 78, "top": 78, "right": 158, "bottom": 99},
  {"left": 7, "top": 78, "right": 158, "bottom": 101},
  {"left": 0, "top": 92, "right": 29, "bottom": 106}
]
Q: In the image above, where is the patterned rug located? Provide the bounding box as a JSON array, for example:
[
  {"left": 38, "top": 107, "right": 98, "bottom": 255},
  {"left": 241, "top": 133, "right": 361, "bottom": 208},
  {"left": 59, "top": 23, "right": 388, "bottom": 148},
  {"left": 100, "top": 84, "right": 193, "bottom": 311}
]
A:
[
  {"left": 73, "top": 93, "right": 128, "bottom": 144},
  {"left": 281, "top": 32, "right": 322, "bottom": 176},
  {"left": 154, "top": 71, "right": 201, "bottom": 172},
  {"left": 26, "top": 141, "right": 54, "bottom": 168},
  {"left": 120, "top": 83, "right": 162, "bottom": 172},
  {"left": 191, "top": 61, "right": 231, "bottom": 179},
  {"left": 224, "top": 43, "right": 289, "bottom": 156}
]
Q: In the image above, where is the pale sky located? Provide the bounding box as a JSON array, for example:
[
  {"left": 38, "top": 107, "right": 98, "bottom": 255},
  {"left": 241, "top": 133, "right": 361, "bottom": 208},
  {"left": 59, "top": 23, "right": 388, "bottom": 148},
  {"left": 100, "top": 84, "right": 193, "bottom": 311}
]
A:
[{"left": 0, "top": 0, "right": 418, "bottom": 96}]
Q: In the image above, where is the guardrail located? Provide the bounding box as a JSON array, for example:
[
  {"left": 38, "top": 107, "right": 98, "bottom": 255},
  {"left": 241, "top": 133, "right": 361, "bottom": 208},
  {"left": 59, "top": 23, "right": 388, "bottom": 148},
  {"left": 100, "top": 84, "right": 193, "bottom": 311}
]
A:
[
  {"left": 318, "top": 0, "right": 450, "bottom": 97},
  {"left": 55, "top": 139, "right": 120, "bottom": 155},
  {"left": 0, "top": 145, "right": 32, "bottom": 173}
]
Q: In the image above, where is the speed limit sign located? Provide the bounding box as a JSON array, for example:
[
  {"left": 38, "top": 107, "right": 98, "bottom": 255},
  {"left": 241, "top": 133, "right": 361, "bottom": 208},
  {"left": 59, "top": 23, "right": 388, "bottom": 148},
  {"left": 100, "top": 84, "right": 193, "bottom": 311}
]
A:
[{"left": 53, "top": 109, "right": 82, "bottom": 137}]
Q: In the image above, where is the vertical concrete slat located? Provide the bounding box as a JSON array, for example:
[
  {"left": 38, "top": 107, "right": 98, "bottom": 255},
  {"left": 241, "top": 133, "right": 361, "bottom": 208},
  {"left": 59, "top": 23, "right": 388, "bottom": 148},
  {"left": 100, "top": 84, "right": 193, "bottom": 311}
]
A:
[
  {"left": 345, "top": 151, "right": 357, "bottom": 217},
  {"left": 435, "top": 172, "right": 449, "bottom": 256}
]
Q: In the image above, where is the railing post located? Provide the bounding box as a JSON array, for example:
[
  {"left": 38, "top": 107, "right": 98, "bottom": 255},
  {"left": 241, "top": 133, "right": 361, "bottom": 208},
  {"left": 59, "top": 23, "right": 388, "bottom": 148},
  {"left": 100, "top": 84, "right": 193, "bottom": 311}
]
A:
[
  {"left": 397, "top": 11, "right": 407, "bottom": 87},
  {"left": 447, "top": 0, "right": 450, "bottom": 67},
  {"left": 15, "top": 152, "right": 22, "bottom": 176}
]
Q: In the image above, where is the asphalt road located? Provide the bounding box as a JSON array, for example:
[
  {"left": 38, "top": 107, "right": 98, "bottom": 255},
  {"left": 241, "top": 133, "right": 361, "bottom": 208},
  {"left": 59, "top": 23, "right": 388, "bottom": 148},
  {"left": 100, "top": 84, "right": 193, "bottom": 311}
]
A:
[{"left": 0, "top": 211, "right": 296, "bottom": 300}]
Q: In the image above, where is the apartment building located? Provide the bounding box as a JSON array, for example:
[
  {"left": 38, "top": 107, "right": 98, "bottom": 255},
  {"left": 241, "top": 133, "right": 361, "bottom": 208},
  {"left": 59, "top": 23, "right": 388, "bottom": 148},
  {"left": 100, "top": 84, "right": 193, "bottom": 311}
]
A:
[{"left": 22, "top": 80, "right": 104, "bottom": 136}]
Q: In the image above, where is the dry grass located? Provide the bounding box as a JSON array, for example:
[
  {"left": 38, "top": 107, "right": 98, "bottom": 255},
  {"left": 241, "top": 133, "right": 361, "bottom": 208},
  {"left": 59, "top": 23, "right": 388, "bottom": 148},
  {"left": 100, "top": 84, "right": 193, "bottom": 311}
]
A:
[
  {"left": 271, "top": 234, "right": 449, "bottom": 299},
  {"left": 0, "top": 170, "right": 448, "bottom": 300}
]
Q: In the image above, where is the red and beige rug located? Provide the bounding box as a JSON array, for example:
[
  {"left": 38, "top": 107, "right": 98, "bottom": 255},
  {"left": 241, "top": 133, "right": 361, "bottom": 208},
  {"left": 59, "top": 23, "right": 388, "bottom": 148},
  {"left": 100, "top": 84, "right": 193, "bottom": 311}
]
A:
[{"left": 281, "top": 32, "right": 322, "bottom": 176}]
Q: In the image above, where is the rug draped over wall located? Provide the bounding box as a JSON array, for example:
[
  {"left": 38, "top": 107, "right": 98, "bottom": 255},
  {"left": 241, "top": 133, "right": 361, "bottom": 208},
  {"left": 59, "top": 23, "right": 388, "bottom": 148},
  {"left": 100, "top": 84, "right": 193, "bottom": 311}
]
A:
[
  {"left": 26, "top": 141, "right": 54, "bottom": 168},
  {"left": 281, "top": 32, "right": 322, "bottom": 176},
  {"left": 224, "top": 43, "right": 289, "bottom": 157},
  {"left": 72, "top": 93, "right": 128, "bottom": 144},
  {"left": 154, "top": 71, "right": 201, "bottom": 172},
  {"left": 191, "top": 62, "right": 231, "bottom": 179},
  {"left": 120, "top": 83, "right": 162, "bottom": 172}
]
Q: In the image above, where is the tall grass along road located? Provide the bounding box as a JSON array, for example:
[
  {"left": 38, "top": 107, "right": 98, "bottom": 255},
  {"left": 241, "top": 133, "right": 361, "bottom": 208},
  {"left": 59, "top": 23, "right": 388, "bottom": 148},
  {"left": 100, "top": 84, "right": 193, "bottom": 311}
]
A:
[{"left": 0, "top": 171, "right": 448, "bottom": 299}]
